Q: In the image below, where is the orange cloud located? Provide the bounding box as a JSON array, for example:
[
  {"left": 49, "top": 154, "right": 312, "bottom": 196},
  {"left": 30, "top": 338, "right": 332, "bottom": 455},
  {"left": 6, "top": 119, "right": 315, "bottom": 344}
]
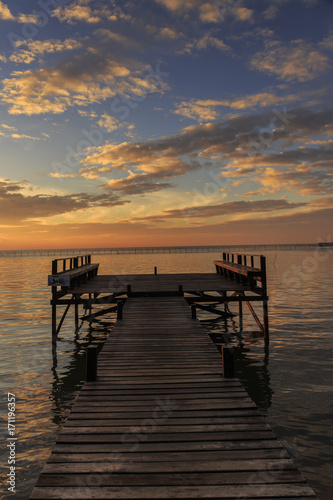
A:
[{"left": 250, "top": 39, "right": 330, "bottom": 82}]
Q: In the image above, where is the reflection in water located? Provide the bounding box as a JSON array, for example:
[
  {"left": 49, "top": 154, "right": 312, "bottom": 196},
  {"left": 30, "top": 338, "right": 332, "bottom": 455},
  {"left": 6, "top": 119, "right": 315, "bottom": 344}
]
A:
[
  {"left": 201, "top": 316, "right": 273, "bottom": 412},
  {"left": 49, "top": 318, "right": 113, "bottom": 428}
]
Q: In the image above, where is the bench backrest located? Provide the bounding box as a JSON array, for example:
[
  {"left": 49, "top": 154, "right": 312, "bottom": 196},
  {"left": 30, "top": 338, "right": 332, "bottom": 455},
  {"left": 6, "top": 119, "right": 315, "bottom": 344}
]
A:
[
  {"left": 214, "top": 252, "right": 267, "bottom": 295},
  {"left": 48, "top": 255, "right": 98, "bottom": 287}
]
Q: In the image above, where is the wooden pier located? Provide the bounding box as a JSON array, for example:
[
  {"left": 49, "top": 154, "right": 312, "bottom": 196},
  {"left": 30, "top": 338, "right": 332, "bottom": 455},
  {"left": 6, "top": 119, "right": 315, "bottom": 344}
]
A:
[
  {"left": 29, "top": 253, "right": 318, "bottom": 498},
  {"left": 48, "top": 252, "right": 269, "bottom": 344}
]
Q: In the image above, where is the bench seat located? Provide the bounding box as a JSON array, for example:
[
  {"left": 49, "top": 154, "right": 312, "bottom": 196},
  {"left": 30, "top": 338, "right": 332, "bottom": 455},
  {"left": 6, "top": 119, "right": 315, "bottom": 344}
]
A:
[
  {"left": 48, "top": 263, "right": 99, "bottom": 287},
  {"left": 214, "top": 260, "right": 262, "bottom": 278}
]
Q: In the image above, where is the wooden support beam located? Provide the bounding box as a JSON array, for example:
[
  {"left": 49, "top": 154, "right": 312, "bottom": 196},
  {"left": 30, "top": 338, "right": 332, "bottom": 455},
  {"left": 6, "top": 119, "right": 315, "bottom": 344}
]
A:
[
  {"left": 81, "top": 305, "right": 117, "bottom": 322},
  {"left": 239, "top": 298, "right": 243, "bottom": 332},
  {"left": 195, "top": 303, "right": 234, "bottom": 318},
  {"left": 56, "top": 297, "right": 75, "bottom": 336},
  {"left": 51, "top": 300, "right": 57, "bottom": 344},
  {"left": 222, "top": 346, "right": 235, "bottom": 378},
  {"left": 74, "top": 302, "right": 79, "bottom": 330},
  {"left": 191, "top": 304, "right": 196, "bottom": 319},
  {"left": 186, "top": 294, "right": 267, "bottom": 305},
  {"left": 263, "top": 299, "right": 269, "bottom": 344},
  {"left": 246, "top": 301, "right": 264, "bottom": 333},
  {"left": 86, "top": 345, "right": 98, "bottom": 382},
  {"left": 117, "top": 300, "right": 123, "bottom": 320}
]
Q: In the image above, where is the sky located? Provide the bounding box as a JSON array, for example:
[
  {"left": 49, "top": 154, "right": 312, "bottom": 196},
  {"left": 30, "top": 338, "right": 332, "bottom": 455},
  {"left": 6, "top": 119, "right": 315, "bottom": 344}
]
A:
[{"left": 0, "top": 0, "right": 332, "bottom": 249}]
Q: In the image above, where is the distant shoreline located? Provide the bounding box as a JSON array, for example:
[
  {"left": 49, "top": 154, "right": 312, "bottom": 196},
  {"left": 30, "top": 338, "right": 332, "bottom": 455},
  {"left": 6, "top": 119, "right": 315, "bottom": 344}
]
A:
[{"left": 1, "top": 242, "right": 332, "bottom": 258}]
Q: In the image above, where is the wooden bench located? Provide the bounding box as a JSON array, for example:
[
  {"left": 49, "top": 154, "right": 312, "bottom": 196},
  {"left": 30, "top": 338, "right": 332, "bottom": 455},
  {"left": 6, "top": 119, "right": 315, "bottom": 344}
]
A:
[
  {"left": 48, "top": 262, "right": 99, "bottom": 288},
  {"left": 214, "top": 253, "right": 265, "bottom": 293}
]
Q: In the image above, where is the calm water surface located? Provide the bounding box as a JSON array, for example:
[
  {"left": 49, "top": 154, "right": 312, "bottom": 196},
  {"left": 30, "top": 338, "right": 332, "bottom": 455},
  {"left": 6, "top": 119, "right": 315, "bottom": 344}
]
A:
[{"left": 0, "top": 250, "right": 332, "bottom": 499}]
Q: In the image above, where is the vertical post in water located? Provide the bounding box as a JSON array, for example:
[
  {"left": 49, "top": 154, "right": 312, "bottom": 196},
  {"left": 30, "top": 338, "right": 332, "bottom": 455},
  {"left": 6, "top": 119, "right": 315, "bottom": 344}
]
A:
[
  {"left": 222, "top": 346, "right": 235, "bottom": 378},
  {"left": 88, "top": 293, "right": 92, "bottom": 317},
  {"left": 191, "top": 304, "right": 196, "bottom": 319},
  {"left": 74, "top": 299, "right": 79, "bottom": 330},
  {"left": 222, "top": 291, "right": 227, "bottom": 313},
  {"left": 238, "top": 294, "right": 243, "bottom": 332},
  {"left": 117, "top": 300, "right": 123, "bottom": 320},
  {"left": 86, "top": 345, "right": 98, "bottom": 382},
  {"left": 260, "top": 255, "right": 269, "bottom": 344},
  {"left": 51, "top": 259, "right": 57, "bottom": 343}
]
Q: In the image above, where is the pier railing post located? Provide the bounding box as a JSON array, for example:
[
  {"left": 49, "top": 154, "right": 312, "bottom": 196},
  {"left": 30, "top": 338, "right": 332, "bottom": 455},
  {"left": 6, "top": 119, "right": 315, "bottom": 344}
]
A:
[
  {"left": 51, "top": 259, "right": 57, "bottom": 343},
  {"left": 86, "top": 345, "right": 98, "bottom": 381},
  {"left": 222, "top": 346, "right": 235, "bottom": 378},
  {"left": 260, "top": 255, "right": 269, "bottom": 343}
]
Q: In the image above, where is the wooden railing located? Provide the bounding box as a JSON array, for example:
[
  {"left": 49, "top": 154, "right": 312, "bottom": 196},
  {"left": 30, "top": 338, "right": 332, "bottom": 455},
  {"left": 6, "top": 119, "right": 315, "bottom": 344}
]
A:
[
  {"left": 214, "top": 252, "right": 267, "bottom": 295},
  {"left": 48, "top": 255, "right": 98, "bottom": 288},
  {"left": 51, "top": 255, "right": 92, "bottom": 274}
]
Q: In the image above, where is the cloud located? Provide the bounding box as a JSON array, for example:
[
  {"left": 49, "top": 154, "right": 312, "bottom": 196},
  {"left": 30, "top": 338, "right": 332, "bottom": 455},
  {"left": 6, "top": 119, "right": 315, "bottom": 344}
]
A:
[
  {"left": 0, "top": 1, "right": 14, "bottom": 20},
  {"left": 199, "top": 3, "right": 220, "bottom": 23},
  {"left": 0, "top": 179, "right": 127, "bottom": 224},
  {"left": 174, "top": 100, "right": 221, "bottom": 121},
  {"left": 153, "top": 0, "right": 253, "bottom": 24},
  {"left": 262, "top": 6, "right": 278, "bottom": 20},
  {"left": 173, "top": 91, "right": 302, "bottom": 121},
  {"left": 233, "top": 7, "right": 253, "bottom": 22},
  {"left": 250, "top": 39, "right": 330, "bottom": 82},
  {"left": 82, "top": 106, "right": 333, "bottom": 199},
  {"left": 1, "top": 123, "right": 17, "bottom": 131},
  {"left": 96, "top": 113, "right": 121, "bottom": 132},
  {"left": 0, "top": 50, "right": 167, "bottom": 115},
  {"left": 320, "top": 32, "right": 333, "bottom": 52},
  {"left": 52, "top": 1, "right": 102, "bottom": 24},
  {"left": 133, "top": 199, "right": 307, "bottom": 222},
  {"left": 0, "top": 124, "right": 42, "bottom": 140},
  {"left": 9, "top": 38, "right": 83, "bottom": 64},
  {"left": 0, "top": 1, "right": 38, "bottom": 23},
  {"left": 179, "top": 34, "right": 230, "bottom": 55},
  {"left": 101, "top": 171, "right": 175, "bottom": 195},
  {"left": 256, "top": 165, "right": 333, "bottom": 196},
  {"left": 196, "top": 34, "right": 230, "bottom": 51}
]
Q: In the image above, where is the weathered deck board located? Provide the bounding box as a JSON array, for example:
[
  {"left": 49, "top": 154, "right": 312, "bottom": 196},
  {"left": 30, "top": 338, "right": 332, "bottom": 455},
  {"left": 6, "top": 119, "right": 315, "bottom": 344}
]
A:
[
  {"left": 30, "top": 296, "right": 317, "bottom": 499},
  {"left": 67, "top": 273, "right": 247, "bottom": 294}
]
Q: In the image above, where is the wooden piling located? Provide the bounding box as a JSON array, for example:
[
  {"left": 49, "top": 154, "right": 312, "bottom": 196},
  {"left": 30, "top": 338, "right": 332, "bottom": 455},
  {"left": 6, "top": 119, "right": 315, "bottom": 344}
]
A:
[
  {"left": 117, "top": 300, "right": 123, "bottom": 320},
  {"left": 238, "top": 297, "right": 243, "bottom": 331},
  {"left": 86, "top": 345, "right": 98, "bottom": 382},
  {"left": 222, "top": 345, "right": 235, "bottom": 378},
  {"left": 191, "top": 304, "right": 197, "bottom": 319}
]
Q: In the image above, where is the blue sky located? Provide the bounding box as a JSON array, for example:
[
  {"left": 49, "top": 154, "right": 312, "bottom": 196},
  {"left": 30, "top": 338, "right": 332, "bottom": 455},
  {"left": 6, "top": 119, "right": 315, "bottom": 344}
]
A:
[{"left": 0, "top": 0, "right": 332, "bottom": 248}]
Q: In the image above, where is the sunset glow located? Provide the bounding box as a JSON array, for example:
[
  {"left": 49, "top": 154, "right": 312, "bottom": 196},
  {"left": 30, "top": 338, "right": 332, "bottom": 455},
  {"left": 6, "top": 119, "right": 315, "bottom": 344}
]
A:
[{"left": 0, "top": 0, "right": 332, "bottom": 249}]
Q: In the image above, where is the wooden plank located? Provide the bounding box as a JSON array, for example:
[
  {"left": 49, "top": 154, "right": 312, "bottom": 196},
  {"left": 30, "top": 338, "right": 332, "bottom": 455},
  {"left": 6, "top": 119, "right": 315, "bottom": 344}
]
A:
[
  {"left": 56, "top": 431, "right": 275, "bottom": 443},
  {"left": 35, "top": 470, "right": 305, "bottom": 487},
  {"left": 29, "top": 484, "right": 317, "bottom": 499},
  {"left": 59, "top": 423, "right": 271, "bottom": 434},
  {"left": 42, "top": 458, "right": 295, "bottom": 473},
  {"left": 65, "top": 417, "right": 265, "bottom": 426},
  {"left": 49, "top": 448, "right": 290, "bottom": 461}
]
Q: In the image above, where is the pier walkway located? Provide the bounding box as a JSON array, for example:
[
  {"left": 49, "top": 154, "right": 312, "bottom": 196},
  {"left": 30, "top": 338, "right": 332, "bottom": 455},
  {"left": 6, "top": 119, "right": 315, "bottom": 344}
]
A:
[{"left": 30, "top": 294, "right": 317, "bottom": 499}]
